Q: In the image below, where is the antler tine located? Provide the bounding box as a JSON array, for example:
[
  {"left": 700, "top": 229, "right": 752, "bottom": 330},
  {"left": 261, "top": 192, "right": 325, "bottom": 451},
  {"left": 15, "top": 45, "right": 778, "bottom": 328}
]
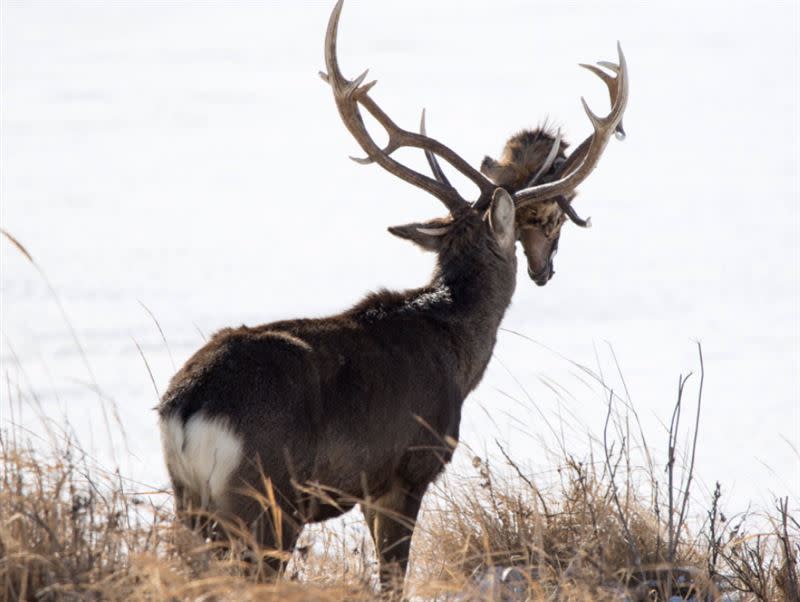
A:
[
  {"left": 513, "top": 42, "right": 629, "bottom": 220},
  {"left": 419, "top": 109, "right": 453, "bottom": 188},
  {"left": 579, "top": 62, "right": 625, "bottom": 139},
  {"left": 322, "top": 0, "right": 494, "bottom": 213},
  {"left": 420, "top": 110, "right": 500, "bottom": 212},
  {"left": 525, "top": 132, "right": 562, "bottom": 187},
  {"left": 554, "top": 52, "right": 627, "bottom": 185}
]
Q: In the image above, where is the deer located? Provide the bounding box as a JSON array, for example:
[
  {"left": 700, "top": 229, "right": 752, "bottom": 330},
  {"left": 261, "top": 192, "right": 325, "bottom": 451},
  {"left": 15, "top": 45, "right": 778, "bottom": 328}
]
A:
[
  {"left": 157, "top": 0, "right": 627, "bottom": 595},
  {"left": 423, "top": 75, "right": 626, "bottom": 287}
]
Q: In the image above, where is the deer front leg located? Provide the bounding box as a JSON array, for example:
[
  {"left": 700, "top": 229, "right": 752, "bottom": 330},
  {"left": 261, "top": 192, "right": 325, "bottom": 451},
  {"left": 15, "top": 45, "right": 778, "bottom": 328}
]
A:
[{"left": 361, "top": 478, "right": 428, "bottom": 598}]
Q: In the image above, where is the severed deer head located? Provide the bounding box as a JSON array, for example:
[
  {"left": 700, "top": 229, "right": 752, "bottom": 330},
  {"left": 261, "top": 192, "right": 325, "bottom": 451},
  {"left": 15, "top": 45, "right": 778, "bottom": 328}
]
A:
[
  {"left": 322, "top": 31, "right": 627, "bottom": 284},
  {"left": 477, "top": 58, "right": 627, "bottom": 285}
]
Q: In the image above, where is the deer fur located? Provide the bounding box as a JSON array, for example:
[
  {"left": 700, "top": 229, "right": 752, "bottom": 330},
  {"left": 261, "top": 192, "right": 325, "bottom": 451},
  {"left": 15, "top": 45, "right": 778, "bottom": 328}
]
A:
[
  {"left": 158, "top": 190, "right": 518, "bottom": 590},
  {"left": 481, "top": 126, "right": 569, "bottom": 192}
]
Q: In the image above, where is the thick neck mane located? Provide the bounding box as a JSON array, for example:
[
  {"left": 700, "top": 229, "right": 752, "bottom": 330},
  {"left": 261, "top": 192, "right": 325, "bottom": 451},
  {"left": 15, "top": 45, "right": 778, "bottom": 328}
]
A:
[{"left": 347, "top": 219, "right": 515, "bottom": 330}]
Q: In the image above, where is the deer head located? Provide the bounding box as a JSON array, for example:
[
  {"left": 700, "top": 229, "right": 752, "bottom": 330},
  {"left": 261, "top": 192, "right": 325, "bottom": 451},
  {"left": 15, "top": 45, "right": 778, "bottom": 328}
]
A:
[
  {"left": 321, "top": 0, "right": 627, "bottom": 287},
  {"left": 425, "top": 55, "right": 628, "bottom": 286},
  {"left": 480, "top": 56, "right": 627, "bottom": 285},
  {"left": 480, "top": 128, "right": 572, "bottom": 285}
]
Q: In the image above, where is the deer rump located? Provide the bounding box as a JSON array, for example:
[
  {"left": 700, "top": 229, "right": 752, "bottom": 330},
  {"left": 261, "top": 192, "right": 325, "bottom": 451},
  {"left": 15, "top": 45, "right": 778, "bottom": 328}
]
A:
[{"left": 158, "top": 308, "right": 464, "bottom": 525}]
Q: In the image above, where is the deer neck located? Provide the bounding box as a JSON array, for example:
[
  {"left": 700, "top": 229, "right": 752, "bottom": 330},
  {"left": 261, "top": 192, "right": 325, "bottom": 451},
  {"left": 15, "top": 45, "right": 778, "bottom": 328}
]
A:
[{"left": 430, "top": 249, "right": 516, "bottom": 392}]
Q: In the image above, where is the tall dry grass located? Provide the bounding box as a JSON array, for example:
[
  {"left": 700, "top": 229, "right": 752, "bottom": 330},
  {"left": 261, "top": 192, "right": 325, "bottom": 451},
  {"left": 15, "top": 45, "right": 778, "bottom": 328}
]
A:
[
  {"left": 1, "top": 231, "right": 797, "bottom": 600},
  {"left": 0, "top": 434, "right": 383, "bottom": 601},
  {"left": 2, "top": 392, "right": 797, "bottom": 600}
]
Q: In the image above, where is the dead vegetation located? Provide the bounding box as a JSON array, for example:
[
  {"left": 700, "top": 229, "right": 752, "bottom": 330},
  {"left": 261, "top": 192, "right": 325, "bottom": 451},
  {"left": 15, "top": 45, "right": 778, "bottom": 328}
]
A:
[
  {"left": 0, "top": 437, "right": 375, "bottom": 601},
  {"left": 0, "top": 235, "right": 796, "bottom": 599},
  {"left": 415, "top": 453, "right": 798, "bottom": 601},
  {"left": 1, "top": 374, "right": 797, "bottom": 602}
]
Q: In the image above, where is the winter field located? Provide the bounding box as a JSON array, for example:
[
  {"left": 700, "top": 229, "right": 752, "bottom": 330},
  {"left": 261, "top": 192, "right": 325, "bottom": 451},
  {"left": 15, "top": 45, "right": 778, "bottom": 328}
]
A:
[{"left": 1, "top": 0, "right": 798, "bottom": 589}]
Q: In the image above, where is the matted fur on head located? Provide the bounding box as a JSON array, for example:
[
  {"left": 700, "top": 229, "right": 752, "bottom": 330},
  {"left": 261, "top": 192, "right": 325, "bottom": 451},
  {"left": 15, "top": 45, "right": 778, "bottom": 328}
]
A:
[
  {"left": 480, "top": 124, "right": 570, "bottom": 193},
  {"left": 481, "top": 125, "right": 577, "bottom": 286}
]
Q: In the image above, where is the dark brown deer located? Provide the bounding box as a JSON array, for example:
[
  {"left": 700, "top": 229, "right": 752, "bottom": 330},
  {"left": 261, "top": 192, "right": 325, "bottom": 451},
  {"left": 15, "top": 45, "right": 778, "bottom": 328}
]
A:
[
  {"left": 158, "top": 0, "right": 627, "bottom": 594},
  {"left": 424, "top": 55, "right": 627, "bottom": 285}
]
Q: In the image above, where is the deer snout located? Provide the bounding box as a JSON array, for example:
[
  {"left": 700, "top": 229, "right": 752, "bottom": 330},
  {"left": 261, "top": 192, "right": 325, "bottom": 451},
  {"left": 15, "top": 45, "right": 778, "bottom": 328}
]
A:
[
  {"left": 528, "top": 263, "right": 554, "bottom": 286},
  {"left": 520, "top": 227, "right": 558, "bottom": 286}
]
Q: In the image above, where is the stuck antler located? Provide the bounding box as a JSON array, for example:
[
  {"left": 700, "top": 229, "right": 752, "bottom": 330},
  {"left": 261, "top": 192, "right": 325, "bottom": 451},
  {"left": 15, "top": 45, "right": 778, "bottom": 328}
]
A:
[
  {"left": 422, "top": 44, "right": 628, "bottom": 227},
  {"left": 320, "top": 0, "right": 495, "bottom": 214},
  {"left": 512, "top": 44, "right": 629, "bottom": 215},
  {"left": 419, "top": 110, "right": 453, "bottom": 190}
]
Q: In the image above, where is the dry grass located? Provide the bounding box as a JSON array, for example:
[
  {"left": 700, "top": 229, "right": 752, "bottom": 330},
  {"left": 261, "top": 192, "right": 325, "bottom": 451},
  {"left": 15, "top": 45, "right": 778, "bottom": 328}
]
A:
[
  {"left": 415, "top": 455, "right": 798, "bottom": 601},
  {"left": 1, "top": 411, "right": 797, "bottom": 601},
  {"left": 0, "top": 436, "right": 380, "bottom": 601},
  {"left": 405, "top": 349, "right": 799, "bottom": 601}
]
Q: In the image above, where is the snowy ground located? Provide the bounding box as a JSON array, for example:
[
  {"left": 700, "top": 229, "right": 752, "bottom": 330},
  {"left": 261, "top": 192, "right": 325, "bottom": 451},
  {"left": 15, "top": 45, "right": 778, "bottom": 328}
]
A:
[{"left": 1, "top": 1, "right": 798, "bottom": 515}]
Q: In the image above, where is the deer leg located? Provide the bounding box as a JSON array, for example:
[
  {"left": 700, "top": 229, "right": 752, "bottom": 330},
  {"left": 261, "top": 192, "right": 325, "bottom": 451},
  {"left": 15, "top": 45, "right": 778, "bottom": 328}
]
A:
[
  {"left": 223, "top": 478, "right": 302, "bottom": 580},
  {"left": 361, "top": 478, "right": 427, "bottom": 597},
  {"left": 248, "top": 508, "right": 301, "bottom": 580},
  {"left": 171, "top": 479, "right": 210, "bottom": 535}
]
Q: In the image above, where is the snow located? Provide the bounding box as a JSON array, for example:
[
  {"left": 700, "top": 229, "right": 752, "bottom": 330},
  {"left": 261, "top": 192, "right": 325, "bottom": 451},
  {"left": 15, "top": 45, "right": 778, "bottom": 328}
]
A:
[{"left": 1, "top": 0, "right": 798, "bottom": 513}]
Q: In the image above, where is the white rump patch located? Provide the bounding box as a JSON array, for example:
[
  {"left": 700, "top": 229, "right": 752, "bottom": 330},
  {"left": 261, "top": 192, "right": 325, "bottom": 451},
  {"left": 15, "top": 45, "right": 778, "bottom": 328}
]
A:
[{"left": 161, "top": 413, "right": 243, "bottom": 510}]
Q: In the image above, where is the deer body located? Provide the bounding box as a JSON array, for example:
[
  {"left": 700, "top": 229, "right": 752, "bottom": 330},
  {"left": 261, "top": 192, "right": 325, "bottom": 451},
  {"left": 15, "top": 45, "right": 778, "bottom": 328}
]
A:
[{"left": 159, "top": 203, "right": 517, "bottom": 587}]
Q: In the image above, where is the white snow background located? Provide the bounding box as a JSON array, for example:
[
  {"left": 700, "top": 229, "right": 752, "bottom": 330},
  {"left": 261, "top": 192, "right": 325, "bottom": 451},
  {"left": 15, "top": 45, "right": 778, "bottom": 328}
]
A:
[{"left": 1, "top": 0, "right": 798, "bottom": 516}]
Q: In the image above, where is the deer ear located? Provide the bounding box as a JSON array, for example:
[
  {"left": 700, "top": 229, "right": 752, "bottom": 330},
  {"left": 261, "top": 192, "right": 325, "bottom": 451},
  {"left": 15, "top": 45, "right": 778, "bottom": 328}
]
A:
[
  {"left": 488, "top": 188, "right": 516, "bottom": 251},
  {"left": 388, "top": 222, "right": 447, "bottom": 252}
]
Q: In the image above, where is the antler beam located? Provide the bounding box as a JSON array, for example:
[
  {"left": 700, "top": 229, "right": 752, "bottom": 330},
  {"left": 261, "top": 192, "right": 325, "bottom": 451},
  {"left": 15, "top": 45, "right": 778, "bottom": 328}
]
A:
[
  {"left": 512, "top": 44, "right": 629, "bottom": 214},
  {"left": 321, "top": 0, "right": 495, "bottom": 213}
]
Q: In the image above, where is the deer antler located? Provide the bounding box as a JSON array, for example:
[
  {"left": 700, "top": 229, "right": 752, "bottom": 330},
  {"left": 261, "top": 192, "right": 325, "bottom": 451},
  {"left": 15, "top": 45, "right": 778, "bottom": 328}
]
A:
[
  {"left": 512, "top": 44, "right": 629, "bottom": 220},
  {"left": 320, "top": 0, "right": 495, "bottom": 214},
  {"left": 419, "top": 110, "right": 453, "bottom": 190},
  {"left": 421, "top": 48, "right": 627, "bottom": 225}
]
